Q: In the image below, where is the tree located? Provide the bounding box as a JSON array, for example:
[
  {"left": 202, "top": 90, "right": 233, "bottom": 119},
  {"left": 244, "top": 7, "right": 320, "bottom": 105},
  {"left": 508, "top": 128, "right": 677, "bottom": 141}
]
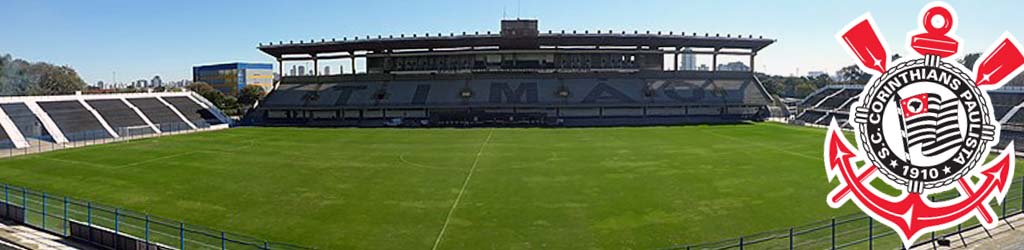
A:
[
  {"left": 810, "top": 74, "right": 834, "bottom": 88},
  {"left": 26, "top": 64, "right": 86, "bottom": 95},
  {"left": 187, "top": 82, "right": 230, "bottom": 109},
  {"left": 237, "top": 85, "right": 267, "bottom": 106},
  {"left": 1, "top": 55, "right": 36, "bottom": 95},
  {"left": 958, "top": 52, "right": 981, "bottom": 70},
  {"left": 836, "top": 65, "right": 871, "bottom": 84},
  {"left": 0, "top": 53, "right": 87, "bottom": 96}
]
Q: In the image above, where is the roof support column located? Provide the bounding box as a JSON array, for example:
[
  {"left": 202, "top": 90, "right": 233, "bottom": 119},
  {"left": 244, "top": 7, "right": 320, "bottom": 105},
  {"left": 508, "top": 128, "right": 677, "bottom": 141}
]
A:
[
  {"left": 312, "top": 54, "right": 319, "bottom": 77},
  {"left": 350, "top": 51, "right": 357, "bottom": 75},
  {"left": 277, "top": 57, "right": 283, "bottom": 78},
  {"left": 750, "top": 51, "right": 756, "bottom": 73},
  {"left": 712, "top": 48, "right": 720, "bottom": 72},
  {"left": 674, "top": 47, "right": 680, "bottom": 71}
]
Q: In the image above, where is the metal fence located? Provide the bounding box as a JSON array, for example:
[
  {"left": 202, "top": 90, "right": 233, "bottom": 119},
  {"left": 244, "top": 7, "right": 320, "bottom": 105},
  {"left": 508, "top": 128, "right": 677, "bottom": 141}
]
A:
[
  {"left": 668, "top": 176, "right": 1024, "bottom": 250},
  {"left": 0, "top": 123, "right": 216, "bottom": 158},
  {"left": 0, "top": 182, "right": 315, "bottom": 250}
]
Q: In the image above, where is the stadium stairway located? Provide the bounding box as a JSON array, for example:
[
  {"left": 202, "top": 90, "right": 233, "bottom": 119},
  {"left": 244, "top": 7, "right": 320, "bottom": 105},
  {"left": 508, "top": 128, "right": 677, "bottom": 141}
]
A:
[{"left": 0, "top": 91, "right": 231, "bottom": 154}]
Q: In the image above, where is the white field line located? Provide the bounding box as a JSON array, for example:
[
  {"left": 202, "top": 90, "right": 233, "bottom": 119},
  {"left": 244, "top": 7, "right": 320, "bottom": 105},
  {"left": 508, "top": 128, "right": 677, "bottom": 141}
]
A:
[{"left": 431, "top": 129, "right": 494, "bottom": 250}]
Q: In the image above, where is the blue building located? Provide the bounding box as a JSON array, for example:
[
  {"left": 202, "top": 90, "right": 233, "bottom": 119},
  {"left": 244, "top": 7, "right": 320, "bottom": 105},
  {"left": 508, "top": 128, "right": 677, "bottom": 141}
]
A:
[{"left": 192, "top": 63, "right": 274, "bottom": 96}]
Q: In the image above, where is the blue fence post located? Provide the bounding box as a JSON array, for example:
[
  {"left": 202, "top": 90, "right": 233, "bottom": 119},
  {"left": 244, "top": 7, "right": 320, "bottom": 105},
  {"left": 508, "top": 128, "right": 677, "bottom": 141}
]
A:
[
  {"left": 739, "top": 237, "right": 744, "bottom": 250},
  {"left": 180, "top": 222, "right": 185, "bottom": 250},
  {"left": 145, "top": 214, "right": 151, "bottom": 249},
  {"left": 221, "top": 231, "right": 226, "bottom": 250},
  {"left": 264, "top": 240, "right": 269, "bottom": 250},
  {"left": 86, "top": 202, "right": 92, "bottom": 242},
  {"left": 114, "top": 208, "right": 120, "bottom": 250},
  {"left": 1003, "top": 199, "right": 1008, "bottom": 218},
  {"left": 86, "top": 202, "right": 92, "bottom": 226},
  {"left": 21, "top": 187, "right": 26, "bottom": 223},
  {"left": 41, "top": 192, "right": 46, "bottom": 230},
  {"left": 831, "top": 218, "right": 836, "bottom": 250},
  {"left": 868, "top": 217, "right": 873, "bottom": 249},
  {"left": 63, "top": 197, "right": 68, "bottom": 236},
  {"left": 789, "top": 227, "right": 793, "bottom": 250},
  {"left": 3, "top": 184, "right": 7, "bottom": 212}
]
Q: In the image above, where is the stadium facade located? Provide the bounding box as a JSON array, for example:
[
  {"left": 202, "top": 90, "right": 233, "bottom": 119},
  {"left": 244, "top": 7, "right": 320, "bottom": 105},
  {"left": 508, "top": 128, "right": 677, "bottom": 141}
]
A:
[
  {"left": 193, "top": 62, "right": 275, "bottom": 96},
  {"left": 251, "top": 20, "right": 777, "bottom": 127}
]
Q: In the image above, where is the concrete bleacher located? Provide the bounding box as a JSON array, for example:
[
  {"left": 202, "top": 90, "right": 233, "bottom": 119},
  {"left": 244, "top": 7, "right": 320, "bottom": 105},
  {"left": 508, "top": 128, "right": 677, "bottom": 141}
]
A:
[
  {"left": 251, "top": 71, "right": 774, "bottom": 126},
  {"left": 0, "top": 123, "right": 10, "bottom": 149},
  {"left": 799, "top": 88, "right": 841, "bottom": 108},
  {"left": 127, "top": 98, "right": 193, "bottom": 132},
  {"left": 163, "top": 96, "right": 222, "bottom": 128},
  {"left": 0, "top": 92, "right": 230, "bottom": 151},
  {"left": 37, "top": 101, "right": 112, "bottom": 142},
  {"left": 86, "top": 99, "right": 156, "bottom": 136},
  {"left": 0, "top": 103, "right": 50, "bottom": 141}
]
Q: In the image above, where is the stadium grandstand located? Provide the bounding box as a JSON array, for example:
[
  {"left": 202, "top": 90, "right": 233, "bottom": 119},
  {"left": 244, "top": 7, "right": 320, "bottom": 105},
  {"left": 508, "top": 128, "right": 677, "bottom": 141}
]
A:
[
  {"left": 0, "top": 91, "right": 231, "bottom": 152},
  {"left": 250, "top": 19, "right": 777, "bottom": 127},
  {"left": 793, "top": 84, "right": 1024, "bottom": 152}
]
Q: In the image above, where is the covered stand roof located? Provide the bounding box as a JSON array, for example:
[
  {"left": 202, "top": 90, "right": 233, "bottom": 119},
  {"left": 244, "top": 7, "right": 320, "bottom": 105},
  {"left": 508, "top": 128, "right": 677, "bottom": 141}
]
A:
[{"left": 258, "top": 20, "right": 774, "bottom": 57}]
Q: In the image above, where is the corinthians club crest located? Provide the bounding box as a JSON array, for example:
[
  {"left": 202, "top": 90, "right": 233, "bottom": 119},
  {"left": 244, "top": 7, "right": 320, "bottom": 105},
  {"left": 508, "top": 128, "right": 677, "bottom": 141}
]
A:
[{"left": 826, "top": 1, "right": 1024, "bottom": 245}]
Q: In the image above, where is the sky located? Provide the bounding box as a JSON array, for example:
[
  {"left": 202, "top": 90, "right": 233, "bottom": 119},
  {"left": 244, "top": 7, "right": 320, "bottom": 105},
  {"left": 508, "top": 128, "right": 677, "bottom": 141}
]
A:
[{"left": 2, "top": 0, "right": 1022, "bottom": 85}]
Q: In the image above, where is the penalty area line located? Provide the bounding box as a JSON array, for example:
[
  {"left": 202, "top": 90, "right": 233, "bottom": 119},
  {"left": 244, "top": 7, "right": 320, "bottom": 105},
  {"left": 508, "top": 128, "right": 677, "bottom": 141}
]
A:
[{"left": 431, "top": 129, "right": 493, "bottom": 250}]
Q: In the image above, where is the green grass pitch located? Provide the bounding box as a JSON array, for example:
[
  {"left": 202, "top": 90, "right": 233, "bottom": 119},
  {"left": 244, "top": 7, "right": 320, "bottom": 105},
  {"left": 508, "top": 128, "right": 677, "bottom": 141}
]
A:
[{"left": 0, "top": 123, "right": 1019, "bottom": 249}]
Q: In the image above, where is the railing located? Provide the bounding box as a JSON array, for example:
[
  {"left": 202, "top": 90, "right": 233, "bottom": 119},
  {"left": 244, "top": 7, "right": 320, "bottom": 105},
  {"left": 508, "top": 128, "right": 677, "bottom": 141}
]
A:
[
  {"left": 0, "top": 123, "right": 223, "bottom": 158},
  {"left": 668, "top": 177, "right": 1024, "bottom": 249},
  {"left": 0, "top": 182, "right": 314, "bottom": 250}
]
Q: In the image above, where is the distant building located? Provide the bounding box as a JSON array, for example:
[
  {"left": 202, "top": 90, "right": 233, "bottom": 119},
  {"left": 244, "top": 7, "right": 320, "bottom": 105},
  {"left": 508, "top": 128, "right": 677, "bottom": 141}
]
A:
[
  {"left": 681, "top": 48, "right": 696, "bottom": 71},
  {"left": 698, "top": 64, "right": 710, "bottom": 71},
  {"left": 96, "top": 81, "right": 106, "bottom": 89},
  {"left": 324, "top": 66, "right": 331, "bottom": 76},
  {"left": 717, "top": 61, "right": 750, "bottom": 72},
  {"left": 193, "top": 62, "right": 274, "bottom": 96},
  {"left": 163, "top": 79, "right": 192, "bottom": 88},
  {"left": 151, "top": 75, "right": 163, "bottom": 87},
  {"left": 807, "top": 71, "right": 828, "bottom": 78},
  {"left": 297, "top": 65, "right": 306, "bottom": 76}
]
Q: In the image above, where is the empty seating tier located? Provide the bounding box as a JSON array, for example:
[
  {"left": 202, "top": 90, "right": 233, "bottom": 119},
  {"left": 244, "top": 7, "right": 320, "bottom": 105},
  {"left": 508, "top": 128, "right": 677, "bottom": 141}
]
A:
[
  {"left": 163, "top": 97, "right": 222, "bottom": 127},
  {"left": 799, "top": 88, "right": 840, "bottom": 107},
  {"left": 0, "top": 103, "right": 49, "bottom": 140},
  {"left": 0, "top": 124, "right": 10, "bottom": 149},
  {"left": 252, "top": 72, "right": 775, "bottom": 126},
  {"left": 1008, "top": 112, "right": 1024, "bottom": 127},
  {"left": 127, "top": 98, "right": 191, "bottom": 132},
  {"left": 86, "top": 99, "right": 155, "bottom": 136},
  {"left": 37, "top": 101, "right": 110, "bottom": 141}
]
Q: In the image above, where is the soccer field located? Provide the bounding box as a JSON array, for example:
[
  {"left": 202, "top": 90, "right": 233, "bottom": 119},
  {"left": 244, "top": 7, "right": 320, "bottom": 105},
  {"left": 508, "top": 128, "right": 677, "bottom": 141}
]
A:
[{"left": 0, "top": 123, "right": 1008, "bottom": 249}]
